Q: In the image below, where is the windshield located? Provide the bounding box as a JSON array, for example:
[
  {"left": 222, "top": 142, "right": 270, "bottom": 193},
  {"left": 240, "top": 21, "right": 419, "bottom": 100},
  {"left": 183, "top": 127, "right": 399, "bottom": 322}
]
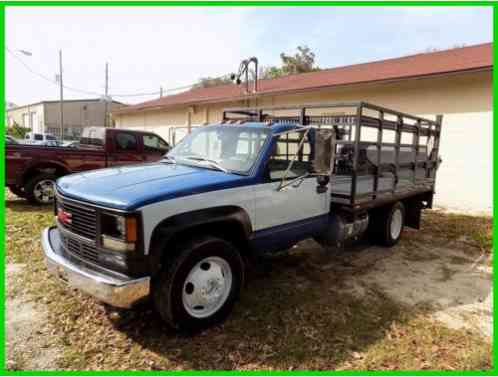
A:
[{"left": 168, "top": 126, "right": 270, "bottom": 174}]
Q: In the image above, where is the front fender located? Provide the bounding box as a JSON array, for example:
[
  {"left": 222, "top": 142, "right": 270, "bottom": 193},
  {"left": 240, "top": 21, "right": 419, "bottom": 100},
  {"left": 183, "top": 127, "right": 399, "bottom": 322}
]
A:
[{"left": 147, "top": 206, "right": 252, "bottom": 273}]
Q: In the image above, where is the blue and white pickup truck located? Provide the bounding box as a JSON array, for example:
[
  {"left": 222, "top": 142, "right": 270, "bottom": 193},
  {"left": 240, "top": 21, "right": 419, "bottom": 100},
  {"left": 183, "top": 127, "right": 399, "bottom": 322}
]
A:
[{"left": 42, "top": 103, "right": 442, "bottom": 331}]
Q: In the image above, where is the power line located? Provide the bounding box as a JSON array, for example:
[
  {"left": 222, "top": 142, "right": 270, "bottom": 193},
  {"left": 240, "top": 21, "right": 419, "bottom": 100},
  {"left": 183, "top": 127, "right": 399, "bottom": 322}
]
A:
[
  {"left": 110, "top": 84, "right": 193, "bottom": 97},
  {"left": 6, "top": 47, "right": 196, "bottom": 99},
  {"left": 6, "top": 47, "right": 102, "bottom": 96}
]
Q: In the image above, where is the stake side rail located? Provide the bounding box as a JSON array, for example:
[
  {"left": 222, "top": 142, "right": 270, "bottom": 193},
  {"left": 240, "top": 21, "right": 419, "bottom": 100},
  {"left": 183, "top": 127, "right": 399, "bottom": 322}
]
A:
[{"left": 222, "top": 102, "right": 442, "bottom": 212}]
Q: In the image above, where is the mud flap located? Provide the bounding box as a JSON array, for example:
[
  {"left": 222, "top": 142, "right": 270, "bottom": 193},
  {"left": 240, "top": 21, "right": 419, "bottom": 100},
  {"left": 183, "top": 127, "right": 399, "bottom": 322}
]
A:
[{"left": 405, "top": 200, "right": 422, "bottom": 230}]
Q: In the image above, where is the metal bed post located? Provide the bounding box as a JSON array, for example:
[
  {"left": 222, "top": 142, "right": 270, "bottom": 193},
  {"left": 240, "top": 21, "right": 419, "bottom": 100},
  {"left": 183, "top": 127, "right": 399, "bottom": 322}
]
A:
[
  {"left": 373, "top": 109, "right": 384, "bottom": 199},
  {"left": 432, "top": 115, "right": 443, "bottom": 179},
  {"left": 413, "top": 119, "right": 420, "bottom": 184},
  {"left": 350, "top": 104, "right": 363, "bottom": 205},
  {"left": 393, "top": 115, "right": 402, "bottom": 193},
  {"left": 425, "top": 122, "right": 433, "bottom": 179},
  {"left": 299, "top": 107, "right": 306, "bottom": 126}
]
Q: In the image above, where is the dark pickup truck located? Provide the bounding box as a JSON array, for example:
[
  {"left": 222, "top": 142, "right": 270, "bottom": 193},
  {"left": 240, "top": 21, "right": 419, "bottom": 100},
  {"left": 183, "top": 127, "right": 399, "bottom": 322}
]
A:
[{"left": 6, "top": 127, "right": 170, "bottom": 204}]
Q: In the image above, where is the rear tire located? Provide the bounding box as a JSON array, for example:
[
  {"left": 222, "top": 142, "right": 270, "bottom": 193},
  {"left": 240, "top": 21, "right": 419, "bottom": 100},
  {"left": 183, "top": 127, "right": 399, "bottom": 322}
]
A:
[
  {"left": 8, "top": 185, "right": 26, "bottom": 198},
  {"left": 153, "top": 235, "right": 244, "bottom": 332},
  {"left": 369, "top": 202, "right": 405, "bottom": 247},
  {"left": 24, "top": 173, "right": 57, "bottom": 205}
]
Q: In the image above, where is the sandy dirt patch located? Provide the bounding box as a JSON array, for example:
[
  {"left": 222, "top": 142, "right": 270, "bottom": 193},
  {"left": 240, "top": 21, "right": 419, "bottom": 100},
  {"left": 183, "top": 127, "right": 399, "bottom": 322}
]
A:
[
  {"left": 313, "top": 236, "right": 493, "bottom": 339},
  {"left": 6, "top": 263, "right": 61, "bottom": 370}
]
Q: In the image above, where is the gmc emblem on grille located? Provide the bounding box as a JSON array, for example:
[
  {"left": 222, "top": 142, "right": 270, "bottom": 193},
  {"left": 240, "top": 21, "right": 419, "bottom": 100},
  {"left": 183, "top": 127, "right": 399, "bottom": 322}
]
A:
[{"left": 57, "top": 208, "right": 72, "bottom": 224}]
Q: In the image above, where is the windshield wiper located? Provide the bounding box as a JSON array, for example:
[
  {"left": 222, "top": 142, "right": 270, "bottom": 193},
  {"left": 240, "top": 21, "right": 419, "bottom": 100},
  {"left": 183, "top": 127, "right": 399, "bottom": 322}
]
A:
[{"left": 184, "top": 155, "right": 228, "bottom": 173}]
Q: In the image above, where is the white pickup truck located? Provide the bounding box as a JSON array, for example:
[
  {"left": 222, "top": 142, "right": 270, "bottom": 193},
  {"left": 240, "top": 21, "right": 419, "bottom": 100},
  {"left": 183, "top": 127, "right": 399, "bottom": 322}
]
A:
[{"left": 42, "top": 102, "right": 442, "bottom": 331}]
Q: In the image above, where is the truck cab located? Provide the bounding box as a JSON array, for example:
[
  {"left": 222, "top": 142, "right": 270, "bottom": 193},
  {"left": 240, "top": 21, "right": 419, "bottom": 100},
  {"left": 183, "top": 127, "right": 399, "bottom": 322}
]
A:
[{"left": 42, "top": 102, "right": 442, "bottom": 331}]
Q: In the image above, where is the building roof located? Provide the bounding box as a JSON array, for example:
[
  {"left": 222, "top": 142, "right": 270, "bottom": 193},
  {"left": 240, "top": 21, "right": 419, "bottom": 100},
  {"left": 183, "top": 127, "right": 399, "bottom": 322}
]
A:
[
  {"left": 114, "top": 42, "right": 492, "bottom": 115},
  {"left": 7, "top": 98, "right": 127, "bottom": 112}
]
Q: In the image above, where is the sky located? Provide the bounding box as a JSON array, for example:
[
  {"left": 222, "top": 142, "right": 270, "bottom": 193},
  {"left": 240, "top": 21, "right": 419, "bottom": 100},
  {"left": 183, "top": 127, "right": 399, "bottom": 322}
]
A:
[{"left": 6, "top": 6, "right": 493, "bottom": 106}]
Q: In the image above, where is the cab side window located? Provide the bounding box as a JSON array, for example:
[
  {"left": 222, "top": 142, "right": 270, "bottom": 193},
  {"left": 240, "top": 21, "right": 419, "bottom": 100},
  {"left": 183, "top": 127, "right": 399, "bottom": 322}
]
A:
[
  {"left": 115, "top": 132, "right": 138, "bottom": 151},
  {"left": 143, "top": 134, "right": 169, "bottom": 153},
  {"left": 267, "top": 131, "right": 312, "bottom": 181}
]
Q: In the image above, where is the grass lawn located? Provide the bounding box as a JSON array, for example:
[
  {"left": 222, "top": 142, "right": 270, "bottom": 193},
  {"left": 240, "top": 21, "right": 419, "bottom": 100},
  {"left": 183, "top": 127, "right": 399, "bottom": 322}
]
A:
[{"left": 5, "top": 192, "right": 493, "bottom": 371}]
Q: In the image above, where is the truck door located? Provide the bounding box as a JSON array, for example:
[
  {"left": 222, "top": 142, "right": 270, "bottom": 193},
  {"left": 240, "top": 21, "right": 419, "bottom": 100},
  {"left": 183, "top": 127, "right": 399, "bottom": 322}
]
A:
[
  {"left": 142, "top": 133, "right": 170, "bottom": 162},
  {"left": 253, "top": 130, "right": 331, "bottom": 245},
  {"left": 108, "top": 131, "right": 144, "bottom": 166}
]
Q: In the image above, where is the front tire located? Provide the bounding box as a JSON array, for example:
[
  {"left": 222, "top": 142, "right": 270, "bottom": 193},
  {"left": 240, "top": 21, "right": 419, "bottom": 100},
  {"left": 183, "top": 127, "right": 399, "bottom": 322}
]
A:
[
  {"left": 24, "top": 173, "right": 57, "bottom": 205},
  {"left": 153, "top": 236, "right": 244, "bottom": 332}
]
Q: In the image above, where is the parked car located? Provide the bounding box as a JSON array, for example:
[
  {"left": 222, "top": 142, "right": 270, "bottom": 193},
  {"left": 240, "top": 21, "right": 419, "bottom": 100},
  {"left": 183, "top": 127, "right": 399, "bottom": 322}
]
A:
[
  {"left": 63, "top": 141, "right": 80, "bottom": 148},
  {"left": 41, "top": 103, "right": 442, "bottom": 331},
  {"left": 6, "top": 127, "right": 170, "bottom": 204},
  {"left": 24, "top": 132, "right": 59, "bottom": 145}
]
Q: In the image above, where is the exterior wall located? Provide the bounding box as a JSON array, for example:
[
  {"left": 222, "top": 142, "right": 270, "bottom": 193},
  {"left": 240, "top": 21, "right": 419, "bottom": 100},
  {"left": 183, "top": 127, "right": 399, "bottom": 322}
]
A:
[
  {"left": 44, "top": 100, "right": 124, "bottom": 140},
  {"left": 6, "top": 103, "right": 44, "bottom": 134},
  {"left": 8, "top": 100, "right": 125, "bottom": 140},
  {"left": 115, "top": 70, "right": 492, "bottom": 214}
]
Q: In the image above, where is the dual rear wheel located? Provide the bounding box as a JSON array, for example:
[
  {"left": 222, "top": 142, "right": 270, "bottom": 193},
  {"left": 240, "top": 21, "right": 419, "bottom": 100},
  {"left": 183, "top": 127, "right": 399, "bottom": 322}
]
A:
[{"left": 368, "top": 201, "right": 405, "bottom": 247}]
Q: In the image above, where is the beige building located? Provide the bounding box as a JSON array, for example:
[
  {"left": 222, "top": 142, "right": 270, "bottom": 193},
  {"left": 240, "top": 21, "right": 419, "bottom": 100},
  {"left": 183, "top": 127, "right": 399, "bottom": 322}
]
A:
[
  {"left": 7, "top": 98, "right": 125, "bottom": 140},
  {"left": 113, "top": 43, "right": 492, "bottom": 214}
]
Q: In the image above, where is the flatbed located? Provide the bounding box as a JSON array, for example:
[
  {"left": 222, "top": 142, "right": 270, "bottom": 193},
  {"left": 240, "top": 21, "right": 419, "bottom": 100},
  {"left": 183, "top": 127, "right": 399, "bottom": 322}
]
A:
[{"left": 223, "top": 101, "right": 442, "bottom": 214}]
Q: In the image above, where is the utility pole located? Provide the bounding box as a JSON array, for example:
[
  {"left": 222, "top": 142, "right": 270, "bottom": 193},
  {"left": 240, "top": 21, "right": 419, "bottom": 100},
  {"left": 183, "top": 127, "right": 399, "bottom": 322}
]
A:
[
  {"left": 59, "top": 49, "right": 64, "bottom": 140},
  {"left": 104, "top": 62, "right": 109, "bottom": 127},
  {"left": 160, "top": 86, "right": 163, "bottom": 98}
]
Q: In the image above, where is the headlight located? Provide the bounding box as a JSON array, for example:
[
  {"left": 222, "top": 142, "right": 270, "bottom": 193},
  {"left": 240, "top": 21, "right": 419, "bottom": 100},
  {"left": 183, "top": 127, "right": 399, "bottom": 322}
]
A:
[{"left": 101, "top": 213, "right": 138, "bottom": 252}]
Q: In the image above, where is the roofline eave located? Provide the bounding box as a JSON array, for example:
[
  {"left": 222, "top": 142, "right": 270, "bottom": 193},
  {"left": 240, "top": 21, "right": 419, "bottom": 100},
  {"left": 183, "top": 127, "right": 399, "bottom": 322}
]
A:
[{"left": 112, "top": 66, "right": 492, "bottom": 116}]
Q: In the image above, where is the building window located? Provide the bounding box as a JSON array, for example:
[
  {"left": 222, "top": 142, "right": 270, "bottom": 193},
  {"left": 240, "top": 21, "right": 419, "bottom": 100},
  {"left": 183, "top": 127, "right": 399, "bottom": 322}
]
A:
[
  {"left": 47, "top": 128, "right": 61, "bottom": 138},
  {"left": 22, "top": 113, "right": 30, "bottom": 128}
]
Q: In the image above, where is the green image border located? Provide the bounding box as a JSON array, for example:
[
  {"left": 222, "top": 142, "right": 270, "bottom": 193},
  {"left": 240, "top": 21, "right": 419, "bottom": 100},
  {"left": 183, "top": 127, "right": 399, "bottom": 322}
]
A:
[{"left": 0, "top": 1, "right": 495, "bottom": 375}]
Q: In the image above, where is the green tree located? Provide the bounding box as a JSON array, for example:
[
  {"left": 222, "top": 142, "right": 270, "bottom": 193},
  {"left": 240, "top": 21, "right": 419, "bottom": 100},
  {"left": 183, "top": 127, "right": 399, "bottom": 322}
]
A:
[
  {"left": 192, "top": 74, "right": 233, "bottom": 89},
  {"left": 261, "top": 45, "right": 320, "bottom": 79},
  {"left": 7, "top": 121, "right": 31, "bottom": 139},
  {"left": 191, "top": 45, "right": 320, "bottom": 89}
]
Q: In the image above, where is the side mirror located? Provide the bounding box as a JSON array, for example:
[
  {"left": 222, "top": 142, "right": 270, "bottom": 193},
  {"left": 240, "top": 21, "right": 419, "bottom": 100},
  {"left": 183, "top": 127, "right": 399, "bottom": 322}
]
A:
[
  {"left": 316, "top": 175, "right": 329, "bottom": 194},
  {"left": 316, "top": 175, "right": 330, "bottom": 186},
  {"left": 312, "top": 129, "right": 335, "bottom": 175}
]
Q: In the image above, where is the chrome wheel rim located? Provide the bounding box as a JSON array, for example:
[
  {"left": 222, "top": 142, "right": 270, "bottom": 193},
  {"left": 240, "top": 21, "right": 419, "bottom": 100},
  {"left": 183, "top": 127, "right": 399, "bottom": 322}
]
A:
[
  {"left": 182, "top": 256, "right": 233, "bottom": 319},
  {"left": 390, "top": 208, "right": 403, "bottom": 240},
  {"left": 33, "top": 179, "right": 55, "bottom": 203}
]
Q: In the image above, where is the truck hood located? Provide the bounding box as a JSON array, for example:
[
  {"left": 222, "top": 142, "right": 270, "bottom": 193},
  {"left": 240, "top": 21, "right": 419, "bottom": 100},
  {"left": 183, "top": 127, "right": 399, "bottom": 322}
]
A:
[{"left": 56, "top": 162, "right": 252, "bottom": 210}]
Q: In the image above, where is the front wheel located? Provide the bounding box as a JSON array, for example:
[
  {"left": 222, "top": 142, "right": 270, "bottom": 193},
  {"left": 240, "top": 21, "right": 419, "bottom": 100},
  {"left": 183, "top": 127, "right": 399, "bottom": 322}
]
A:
[
  {"left": 153, "top": 236, "right": 244, "bottom": 332},
  {"left": 24, "top": 173, "right": 57, "bottom": 205}
]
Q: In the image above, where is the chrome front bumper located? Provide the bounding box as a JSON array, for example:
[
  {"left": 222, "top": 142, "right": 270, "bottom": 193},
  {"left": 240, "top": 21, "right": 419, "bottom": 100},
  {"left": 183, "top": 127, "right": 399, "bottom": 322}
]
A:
[{"left": 42, "top": 226, "right": 150, "bottom": 308}]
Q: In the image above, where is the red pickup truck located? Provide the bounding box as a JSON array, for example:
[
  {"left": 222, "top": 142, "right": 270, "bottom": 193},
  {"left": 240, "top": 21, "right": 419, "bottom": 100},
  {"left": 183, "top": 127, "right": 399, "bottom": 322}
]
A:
[{"left": 6, "top": 127, "right": 170, "bottom": 204}]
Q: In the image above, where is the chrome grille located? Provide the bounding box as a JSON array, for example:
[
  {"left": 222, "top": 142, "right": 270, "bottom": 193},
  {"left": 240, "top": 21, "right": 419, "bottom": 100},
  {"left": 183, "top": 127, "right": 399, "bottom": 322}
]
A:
[
  {"left": 62, "top": 233, "right": 99, "bottom": 264},
  {"left": 58, "top": 196, "right": 97, "bottom": 240}
]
